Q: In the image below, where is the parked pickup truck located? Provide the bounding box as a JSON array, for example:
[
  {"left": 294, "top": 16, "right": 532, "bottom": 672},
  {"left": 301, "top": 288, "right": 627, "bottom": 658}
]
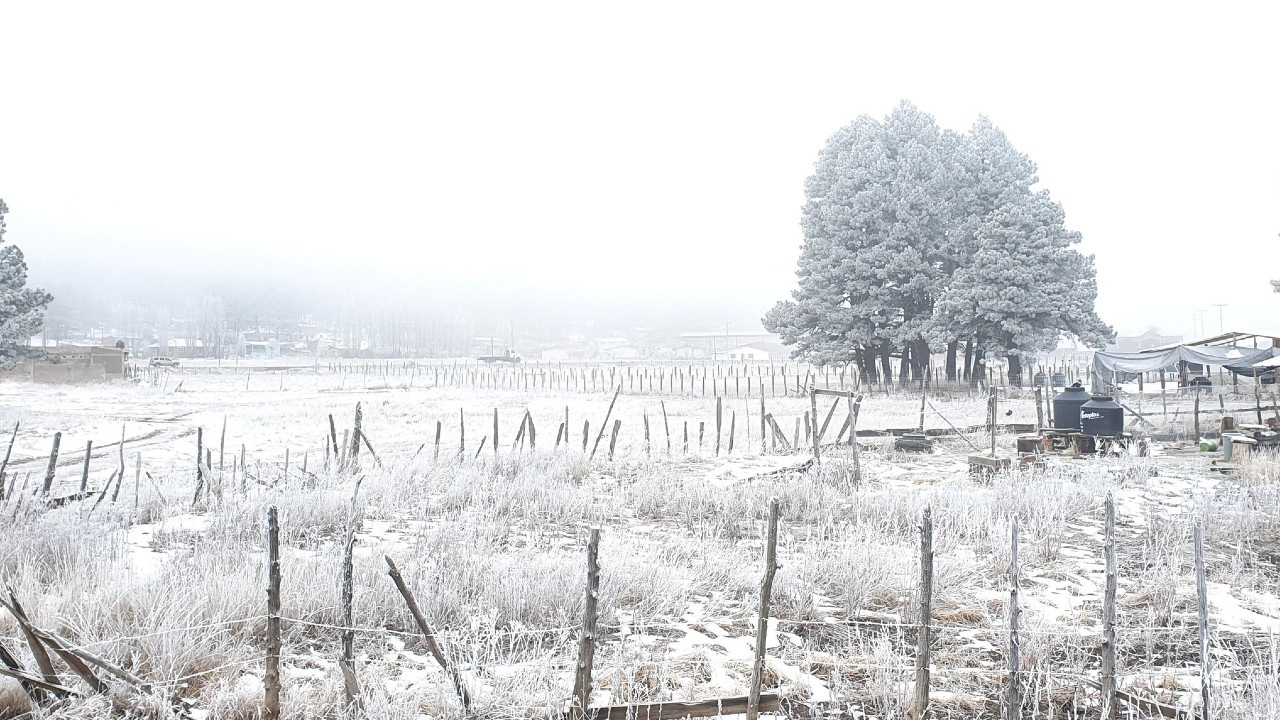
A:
[{"left": 477, "top": 351, "right": 521, "bottom": 364}]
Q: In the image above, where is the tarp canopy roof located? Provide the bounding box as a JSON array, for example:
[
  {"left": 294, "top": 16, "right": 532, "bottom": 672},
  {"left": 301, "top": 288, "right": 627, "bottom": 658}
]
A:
[
  {"left": 1142, "top": 330, "right": 1280, "bottom": 353},
  {"left": 1092, "top": 345, "right": 1280, "bottom": 392}
]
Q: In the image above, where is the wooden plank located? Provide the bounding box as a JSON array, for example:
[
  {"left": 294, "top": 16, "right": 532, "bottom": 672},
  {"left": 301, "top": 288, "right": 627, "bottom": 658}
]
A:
[{"left": 584, "top": 694, "right": 781, "bottom": 720}]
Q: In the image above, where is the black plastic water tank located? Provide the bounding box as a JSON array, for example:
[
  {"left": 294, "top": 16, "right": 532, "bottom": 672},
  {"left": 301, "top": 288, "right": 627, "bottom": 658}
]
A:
[
  {"left": 1080, "top": 395, "right": 1124, "bottom": 437},
  {"left": 1052, "top": 383, "right": 1091, "bottom": 430}
]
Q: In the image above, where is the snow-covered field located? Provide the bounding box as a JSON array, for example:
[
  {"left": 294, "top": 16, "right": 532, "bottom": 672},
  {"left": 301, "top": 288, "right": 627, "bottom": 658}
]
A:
[{"left": 1, "top": 369, "right": 1279, "bottom": 719}]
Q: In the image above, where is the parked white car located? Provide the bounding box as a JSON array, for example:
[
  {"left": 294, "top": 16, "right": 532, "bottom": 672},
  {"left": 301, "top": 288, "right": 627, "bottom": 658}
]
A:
[{"left": 150, "top": 356, "right": 181, "bottom": 368}]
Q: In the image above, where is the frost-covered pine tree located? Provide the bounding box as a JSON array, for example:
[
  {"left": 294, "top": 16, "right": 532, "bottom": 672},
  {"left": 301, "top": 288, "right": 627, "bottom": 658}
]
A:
[
  {"left": 0, "top": 199, "right": 54, "bottom": 367},
  {"left": 934, "top": 190, "right": 1113, "bottom": 385},
  {"left": 764, "top": 102, "right": 957, "bottom": 383},
  {"left": 767, "top": 103, "right": 1113, "bottom": 385}
]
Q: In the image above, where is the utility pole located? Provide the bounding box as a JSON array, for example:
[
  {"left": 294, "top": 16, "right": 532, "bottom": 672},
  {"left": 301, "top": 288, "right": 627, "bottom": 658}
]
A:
[{"left": 1212, "top": 303, "right": 1227, "bottom": 336}]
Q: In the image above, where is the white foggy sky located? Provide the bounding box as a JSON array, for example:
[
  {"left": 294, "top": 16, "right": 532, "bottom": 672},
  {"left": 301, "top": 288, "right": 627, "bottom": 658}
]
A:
[{"left": 0, "top": 2, "right": 1276, "bottom": 338}]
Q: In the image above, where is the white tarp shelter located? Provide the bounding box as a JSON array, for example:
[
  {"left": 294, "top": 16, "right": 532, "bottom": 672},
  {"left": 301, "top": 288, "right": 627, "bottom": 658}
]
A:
[{"left": 1091, "top": 331, "right": 1280, "bottom": 392}]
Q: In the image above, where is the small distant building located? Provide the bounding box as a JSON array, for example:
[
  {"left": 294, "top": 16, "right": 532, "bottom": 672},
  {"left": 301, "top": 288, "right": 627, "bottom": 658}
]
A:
[
  {"left": 10, "top": 346, "right": 127, "bottom": 383},
  {"left": 725, "top": 341, "right": 789, "bottom": 362}
]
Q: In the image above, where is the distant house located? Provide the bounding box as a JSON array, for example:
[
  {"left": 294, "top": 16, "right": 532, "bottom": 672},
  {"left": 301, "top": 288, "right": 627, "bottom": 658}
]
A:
[
  {"left": 244, "top": 340, "right": 282, "bottom": 358},
  {"left": 540, "top": 348, "right": 574, "bottom": 362},
  {"left": 725, "top": 341, "right": 789, "bottom": 363},
  {"left": 147, "top": 338, "right": 205, "bottom": 359},
  {"left": 1109, "top": 328, "right": 1183, "bottom": 353},
  {"left": 601, "top": 344, "right": 641, "bottom": 361}
]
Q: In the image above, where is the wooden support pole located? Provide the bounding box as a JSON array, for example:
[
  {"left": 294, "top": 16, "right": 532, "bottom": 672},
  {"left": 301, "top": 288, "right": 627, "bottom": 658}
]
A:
[
  {"left": 911, "top": 506, "right": 933, "bottom": 720},
  {"left": 728, "top": 411, "right": 736, "bottom": 453},
  {"left": 1005, "top": 516, "right": 1021, "bottom": 720},
  {"left": 434, "top": 420, "right": 442, "bottom": 462},
  {"left": 264, "top": 506, "right": 282, "bottom": 720},
  {"left": 1034, "top": 387, "right": 1044, "bottom": 433},
  {"left": 747, "top": 497, "right": 780, "bottom": 720},
  {"left": 459, "top": 409, "right": 465, "bottom": 458},
  {"left": 1102, "top": 493, "right": 1117, "bottom": 720},
  {"left": 1195, "top": 521, "right": 1212, "bottom": 720},
  {"left": 582, "top": 420, "right": 590, "bottom": 453},
  {"left": 571, "top": 529, "right": 603, "bottom": 720},
  {"left": 643, "top": 413, "right": 651, "bottom": 456},
  {"left": 493, "top": 408, "right": 500, "bottom": 456}
]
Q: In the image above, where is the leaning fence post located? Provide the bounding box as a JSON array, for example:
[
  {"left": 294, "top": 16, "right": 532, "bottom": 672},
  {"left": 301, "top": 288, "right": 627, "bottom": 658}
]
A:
[
  {"left": 41, "top": 432, "right": 61, "bottom": 496},
  {"left": 1004, "top": 516, "right": 1021, "bottom": 720},
  {"left": 571, "top": 528, "right": 602, "bottom": 720},
  {"left": 1101, "top": 493, "right": 1117, "bottom": 720},
  {"left": 1195, "top": 521, "right": 1212, "bottom": 720},
  {"left": 911, "top": 506, "right": 933, "bottom": 720},
  {"left": 265, "top": 506, "right": 282, "bottom": 720},
  {"left": 747, "top": 497, "right": 781, "bottom": 720},
  {"left": 385, "top": 557, "right": 472, "bottom": 710}
]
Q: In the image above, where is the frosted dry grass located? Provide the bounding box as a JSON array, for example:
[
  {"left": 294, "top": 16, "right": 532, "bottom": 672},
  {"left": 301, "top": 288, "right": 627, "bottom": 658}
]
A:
[{"left": 3, "top": 379, "right": 1280, "bottom": 717}]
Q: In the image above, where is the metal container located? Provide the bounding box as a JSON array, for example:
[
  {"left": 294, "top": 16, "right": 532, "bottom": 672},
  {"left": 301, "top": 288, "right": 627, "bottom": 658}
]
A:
[
  {"left": 1051, "top": 372, "right": 1067, "bottom": 387},
  {"left": 1080, "top": 395, "right": 1124, "bottom": 437},
  {"left": 1033, "top": 372, "right": 1047, "bottom": 388},
  {"left": 1052, "top": 383, "right": 1091, "bottom": 430}
]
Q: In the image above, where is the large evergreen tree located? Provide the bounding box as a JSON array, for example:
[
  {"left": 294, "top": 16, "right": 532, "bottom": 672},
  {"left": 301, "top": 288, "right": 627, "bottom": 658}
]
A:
[
  {"left": 766, "top": 104, "right": 1113, "bottom": 385},
  {"left": 0, "top": 199, "right": 54, "bottom": 367}
]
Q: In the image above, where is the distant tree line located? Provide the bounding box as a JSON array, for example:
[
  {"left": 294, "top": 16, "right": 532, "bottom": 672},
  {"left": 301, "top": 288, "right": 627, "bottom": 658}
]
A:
[{"left": 765, "top": 102, "right": 1114, "bottom": 386}]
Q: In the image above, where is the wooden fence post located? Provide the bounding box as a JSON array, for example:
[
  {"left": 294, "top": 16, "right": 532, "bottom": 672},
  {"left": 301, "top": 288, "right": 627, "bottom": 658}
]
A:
[
  {"left": 571, "top": 529, "right": 602, "bottom": 720},
  {"left": 41, "top": 432, "right": 61, "bottom": 497},
  {"left": 1194, "top": 389, "right": 1201, "bottom": 440},
  {"left": 911, "top": 506, "right": 933, "bottom": 720},
  {"left": 989, "top": 388, "right": 998, "bottom": 458},
  {"left": 715, "top": 396, "right": 723, "bottom": 456},
  {"left": 589, "top": 388, "right": 621, "bottom": 460},
  {"left": 728, "top": 411, "right": 736, "bottom": 454},
  {"left": 493, "top": 408, "right": 500, "bottom": 457},
  {"left": 79, "top": 440, "right": 92, "bottom": 494},
  {"left": 1034, "top": 387, "right": 1044, "bottom": 433},
  {"left": 1195, "top": 521, "right": 1212, "bottom": 720},
  {"left": 660, "top": 401, "right": 671, "bottom": 454},
  {"left": 350, "top": 403, "right": 363, "bottom": 473},
  {"left": 264, "top": 506, "right": 282, "bottom": 720},
  {"left": 340, "top": 478, "right": 363, "bottom": 712},
  {"left": 608, "top": 420, "right": 621, "bottom": 460},
  {"left": 1005, "top": 516, "right": 1021, "bottom": 720},
  {"left": 747, "top": 498, "right": 781, "bottom": 720},
  {"left": 810, "top": 389, "right": 820, "bottom": 463},
  {"left": 1102, "top": 493, "right": 1117, "bottom": 720}
]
